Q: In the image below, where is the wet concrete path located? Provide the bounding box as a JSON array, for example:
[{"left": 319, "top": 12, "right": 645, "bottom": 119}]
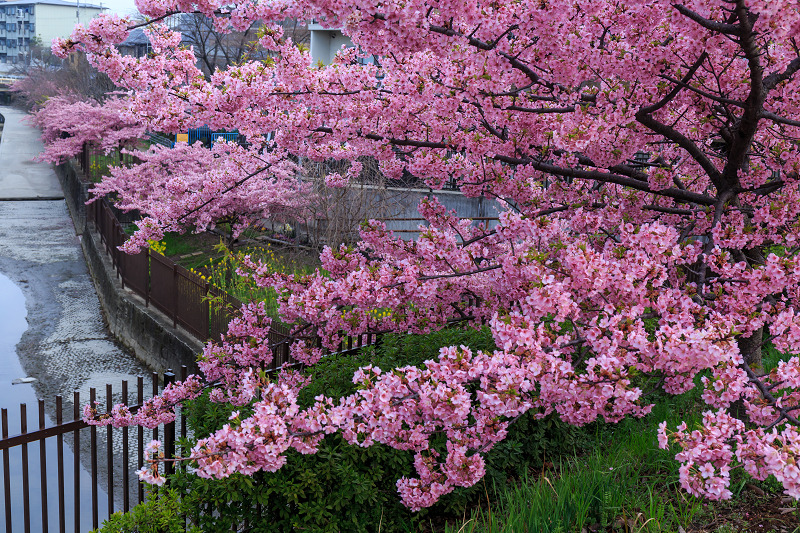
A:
[
  {"left": 0, "top": 106, "right": 153, "bottom": 531},
  {"left": 0, "top": 200, "right": 151, "bottom": 399},
  {"left": 0, "top": 107, "right": 64, "bottom": 200}
]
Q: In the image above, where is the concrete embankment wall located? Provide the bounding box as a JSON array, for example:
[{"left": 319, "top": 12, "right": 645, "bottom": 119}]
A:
[
  {"left": 56, "top": 160, "right": 203, "bottom": 374},
  {"left": 291, "top": 183, "right": 503, "bottom": 246}
]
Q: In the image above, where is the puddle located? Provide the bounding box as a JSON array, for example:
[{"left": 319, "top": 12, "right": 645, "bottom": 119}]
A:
[{"left": 0, "top": 271, "right": 37, "bottom": 408}]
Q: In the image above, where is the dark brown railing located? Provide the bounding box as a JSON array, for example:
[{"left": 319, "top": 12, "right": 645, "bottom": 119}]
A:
[
  {"left": 77, "top": 141, "right": 386, "bottom": 372},
  {"left": 0, "top": 369, "right": 187, "bottom": 533},
  {"left": 87, "top": 198, "right": 239, "bottom": 343},
  {"left": 79, "top": 144, "right": 140, "bottom": 184}
]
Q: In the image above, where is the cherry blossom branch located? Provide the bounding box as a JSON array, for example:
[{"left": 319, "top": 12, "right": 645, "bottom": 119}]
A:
[
  {"left": 759, "top": 111, "right": 800, "bottom": 128},
  {"left": 641, "top": 52, "right": 709, "bottom": 115},
  {"left": 672, "top": 4, "right": 739, "bottom": 34},
  {"left": 741, "top": 361, "right": 800, "bottom": 429}
]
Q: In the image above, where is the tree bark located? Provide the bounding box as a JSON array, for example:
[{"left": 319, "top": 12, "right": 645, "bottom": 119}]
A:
[{"left": 738, "top": 327, "right": 763, "bottom": 370}]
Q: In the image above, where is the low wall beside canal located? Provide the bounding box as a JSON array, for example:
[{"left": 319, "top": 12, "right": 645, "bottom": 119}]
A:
[{"left": 55, "top": 160, "right": 204, "bottom": 373}]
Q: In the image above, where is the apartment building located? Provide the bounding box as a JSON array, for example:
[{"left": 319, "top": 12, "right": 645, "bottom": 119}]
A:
[{"left": 0, "top": 0, "right": 104, "bottom": 66}]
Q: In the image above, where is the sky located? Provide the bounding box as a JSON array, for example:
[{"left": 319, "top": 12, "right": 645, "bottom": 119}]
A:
[{"left": 89, "top": 0, "right": 139, "bottom": 17}]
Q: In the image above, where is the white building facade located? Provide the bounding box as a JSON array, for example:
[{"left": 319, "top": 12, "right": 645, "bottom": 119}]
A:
[
  {"left": 308, "top": 23, "right": 352, "bottom": 66},
  {"left": 0, "top": 0, "right": 104, "bottom": 65}
]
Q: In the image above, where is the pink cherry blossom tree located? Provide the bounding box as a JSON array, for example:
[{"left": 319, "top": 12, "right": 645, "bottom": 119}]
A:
[
  {"left": 32, "top": 95, "right": 145, "bottom": 164},
  {"left": 50, "top": 0, "right": 800, "bottom": 509},
  {"left": 94, "top": 140, "right": 313, "bottom": 250}
]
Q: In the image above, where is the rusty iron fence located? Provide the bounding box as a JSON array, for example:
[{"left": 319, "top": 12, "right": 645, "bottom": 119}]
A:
[
  {"left": 86, "top": 195, "right": 313, "bottom": 372},
  {"left": 76, "top": 141, "right": 383, "bottom": 372},
  {"left": 0, "top": 369, "right": 187, "bottom": 533},
  {"left": 87, "top": 197, "right": 249, "bottom": 345},
  {"left": 76, "top": 141, "right": 293, "bottom": 358}
]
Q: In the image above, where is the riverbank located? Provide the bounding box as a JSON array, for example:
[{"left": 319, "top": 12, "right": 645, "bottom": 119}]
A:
[{"left": 55, "top": 156, "right": 204, "bottom": 374}]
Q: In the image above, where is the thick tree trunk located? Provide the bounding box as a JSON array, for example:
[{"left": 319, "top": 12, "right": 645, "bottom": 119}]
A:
[
  {"left": 738, "top": 327, "right": 763, "bottom": 370},
  {"left": 732, "top": 327, "right": 763, "bottom": 422}
]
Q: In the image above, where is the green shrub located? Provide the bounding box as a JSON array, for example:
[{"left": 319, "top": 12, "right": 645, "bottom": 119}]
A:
[
  {"left": 105, "top": 326, "right": 591, "bottom": 532},
  {"left": 175, "top": 326, "right": 589, "bottom": 531},
  {"left": 173, "top": 434, "right": 416, "bottom": 532},
  {"left": 92, "top": 488, "right": 197, "bottom": 533}
]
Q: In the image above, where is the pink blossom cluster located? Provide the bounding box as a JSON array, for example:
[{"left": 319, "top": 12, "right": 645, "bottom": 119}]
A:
[
  {"left": 136, "top": 440, "right": 167, "bottom": 486},
  {"left": 91, "top": 141, "right": 312, "bottom": 252},
  {"left": 84, "top": 374, "right": 204, "bottom": 429},
  {"left": 660, "top": 410, "right": 800, "bottom": 500},
  {"left": 51, "top": 0, "right": 800, "bottom": 509},
  {"left": 658, "top": 411, "right": 743, "bottom": 500},
  {"left": 31, "top": 95, "right": 145, "bottom": 164}
]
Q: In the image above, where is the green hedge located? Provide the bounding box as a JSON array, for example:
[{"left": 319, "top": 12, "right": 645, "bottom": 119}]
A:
[{"left": 98, "top": 326, "right": 587, "bottom": 532}]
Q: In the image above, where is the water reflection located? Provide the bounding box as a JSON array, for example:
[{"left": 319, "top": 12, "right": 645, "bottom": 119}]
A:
[
  {"left": 0, "top": 271, "right": 36, "bottom": 407},
  {"left": 0, "top": 272, "right": 112, "bottom": 532}
]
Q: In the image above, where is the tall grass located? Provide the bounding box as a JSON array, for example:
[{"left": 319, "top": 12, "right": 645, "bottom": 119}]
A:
[
  {"left": 445, "top": 397, "right": 707, "bottom": 533},
  {"left": 193, "top": 241, "right": 317, "bottom": 317}
]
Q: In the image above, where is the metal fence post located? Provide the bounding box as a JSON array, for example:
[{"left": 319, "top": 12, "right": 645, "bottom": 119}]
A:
[
  {"left": 2, "top": 409, "right": 9, "bottom": 533},
  {"left": 204, "top": 281, "right": 210, "bottom": 339},
  {"left": 172, "top": 264, "right": 178, "bottom": 328},
  {"left": 145, "top": 249, "right": 150, "bottom": 307},
  {"left": 163, "top": 370, "right": 176, "bottom": 478}
]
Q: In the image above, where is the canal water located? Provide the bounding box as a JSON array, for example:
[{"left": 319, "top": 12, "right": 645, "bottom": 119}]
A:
[
  {"left": 0, "top": 272, "right": 111, "bottom": 532},
  {"left": 0, "top": 201, "right": 158, "bottom": 533}
]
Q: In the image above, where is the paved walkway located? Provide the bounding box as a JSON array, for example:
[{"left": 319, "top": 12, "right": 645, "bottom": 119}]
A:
[{"left": 0, "top": 106, "right": 64, "bottom": 200}]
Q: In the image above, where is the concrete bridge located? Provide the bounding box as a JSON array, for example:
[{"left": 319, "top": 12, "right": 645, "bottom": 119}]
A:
[{"left": 0, "top": 75, "right": 20, "bottom": 104}]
